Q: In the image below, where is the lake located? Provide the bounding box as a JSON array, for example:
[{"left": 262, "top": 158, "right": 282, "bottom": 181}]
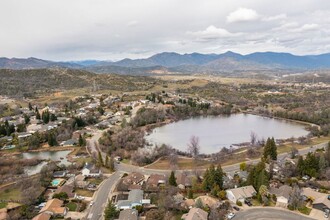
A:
[
  {"left": 21, "top": 150, "right": 72, "bottom": 175},
  {"left": 145, "top": 114, "right": 309, "bottom": 154}
]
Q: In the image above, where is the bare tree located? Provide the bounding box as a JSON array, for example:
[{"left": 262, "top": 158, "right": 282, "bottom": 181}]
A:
[
  {"left": 187, "top": 135, "right": 200, "bottom": 159},
  {"left": 289, "top": 185, "right": 304, "bottom": 210},
  {"left": 250, "top": 131, "right": 257, "bottom": 146},
  {"left": 290, "top": 146, "right": 299, "bottom": 159},
  {"left": 169, "top": 150, "right": 178, "bottom": 170}
]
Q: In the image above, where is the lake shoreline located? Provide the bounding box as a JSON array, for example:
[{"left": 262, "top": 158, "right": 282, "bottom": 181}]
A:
[{"left": 145, "top": 113, "right": 311, "bottom": 154}]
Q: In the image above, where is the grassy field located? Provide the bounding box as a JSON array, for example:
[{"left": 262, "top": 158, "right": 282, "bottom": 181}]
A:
[
  {"left": 146, "top": 157, "right": 211, "bottom": 170},
  {"left": 0, "top": 187, "right": 22, "bottom": 201},
  {"left": 75, "top": 189, "right": 94, "bottom": 197},
  {"left": 0, "top": 202, "right": 7, "bottom": 208}
]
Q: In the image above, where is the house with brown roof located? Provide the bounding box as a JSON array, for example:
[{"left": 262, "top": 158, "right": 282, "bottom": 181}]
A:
[
  {"left": 146, "top": 174, "right": 166, "bottom": 191},
  {"left": 32, "top": 213, "right": 51, "bottom": 220},
  {"left": 226, "top": 185, "right": 256, "bottom": 203},
  {"left": 268, "top": 185, "right": 292, "bottom": 207},
  {"left": 176, "top": 173, "right": 192, "bottom": 189},
  {"left": 181, "top": 207, "right": 208, "bottom": 220},
  {"left": 54, "top": 185, "right": 76, "bottom": 199},
  {"left": 123, "top": 172, "right": 145, "bottom": 186},
  {"left": 39, "top": 198, "right": 67, "bottom": 217},
  {"left": 303, "top": 187, "right": 330, "bottom": 211},
  {"left": 118, "top": 209, "right": 138, "bottom": 220}
]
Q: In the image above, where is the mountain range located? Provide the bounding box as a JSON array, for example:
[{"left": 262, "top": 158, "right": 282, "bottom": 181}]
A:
[{"left": 2, "top": 51, "right": 330, "bottom": 75}]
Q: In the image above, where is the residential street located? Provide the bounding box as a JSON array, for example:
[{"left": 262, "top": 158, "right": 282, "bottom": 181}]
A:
[
  {"left": 234, "top": 207, "right": 314, "bottom": 220},
  {"left": 86, "top": 172, "right": 123, "bottom": 220}
]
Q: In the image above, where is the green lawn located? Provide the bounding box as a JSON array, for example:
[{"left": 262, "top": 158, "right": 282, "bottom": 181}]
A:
[
  {"left": 88, "top": 178, "right": 103, "bottom": 185},
  {"left": 298, "top": 206, "right": 312, "bottom": 215},
  {"left": 0, "top": 202, "right": 8, "bottom": 209},
  {"left": 0, "top": 188, "right": 22, "bottom": 201},
  {"left": 66, "top": 202, "right": 77, "bottom": 211}
]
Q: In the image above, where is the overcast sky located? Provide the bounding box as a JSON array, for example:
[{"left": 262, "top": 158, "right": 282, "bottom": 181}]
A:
[{"left": 1, "top": 0, "right": 330, "bottom": 61}]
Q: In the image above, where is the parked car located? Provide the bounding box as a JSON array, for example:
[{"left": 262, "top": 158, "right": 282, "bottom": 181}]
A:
[
  {"left": 244, "top": 199, "right": 252, "bottom": 206},
  {"left": 90, "top": 201, "right": 94, "bottom": 206},
  {"left": 227, "top": 213, "right": 235, "bottom": 219},
  {"left": 324, "top": 209, "right": 330, "bottom": 218},
  {"left": 233, "top": 206, "right": 240, "bottom": 211}
]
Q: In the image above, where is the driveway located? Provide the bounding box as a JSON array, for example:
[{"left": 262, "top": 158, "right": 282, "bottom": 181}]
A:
[{"left": 234, "top": 207, "right": 314, "bottom": 220}]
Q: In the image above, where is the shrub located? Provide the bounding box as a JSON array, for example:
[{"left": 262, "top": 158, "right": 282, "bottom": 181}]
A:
[{"left": 236, "top": 201, "right": 242, "bottom": 206}]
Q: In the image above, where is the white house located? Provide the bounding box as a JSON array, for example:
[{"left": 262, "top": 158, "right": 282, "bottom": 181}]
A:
[
  {"left": 226, "top": 185, "right": 256, "bottom": 203},
  {"left": 82, "top": 163, "right": 101, "bottom": 177},
  {"left": 116, "top": 189, "right": 150, "bottom": 210}
]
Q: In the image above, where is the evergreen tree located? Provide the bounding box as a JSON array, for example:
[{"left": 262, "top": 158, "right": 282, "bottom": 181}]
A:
[
  {"left": 78, "top": 134, "right": 86, "bottom": 146},
  {"left": 28, "top": 102, "right": 33, "bottom": 111},
  {"left": 36, "top": 110, "right": 41, "bottom": 120},
  {"left": 24, "top": 114, "right": 30, "bottom": 124},
  {"left": 297, "top": 156, "right": 305, "bottom": 176},
  {"left": 104, "top": 200, "right": 119, "bottom": 220},
  {"left": 169, "top": 171, "right": 177, "bottom": 186},
  {"left": 108, "top": 157, "right": 115, "bottom": 172},
  {"left": 98, "top": 151, "right": 104, "bottom": 167},
  {"left": 42, "top": 110, "right": 50, "bottom": 124},
  {"left": 188, "top": 188, "right": 194, "bottom": 199},
  {"left": 263, "top": 137, "right": 277, "bottom": 161},
  {"left": 47, "top": 132, "right": 57, "bottom": 146},
  {"left": 50, "top": 113, "right": 57, "bottom": 121}
]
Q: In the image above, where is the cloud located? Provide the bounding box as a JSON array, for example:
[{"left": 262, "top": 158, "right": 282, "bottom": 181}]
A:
[
  {"left": 189, "top": 25, "right": 240, "bottom": 41},
  {"left": 292, "top": 23, "right": 319, "bottom": 32},
  {"left": 263, "top": 13, "right": 287, "bottom": 21},
  {"left": 227, "top": 8, "right": 259, "bottom": 23},
  {"left": 127, "top": 20, "right": 139, "bottom": 27}
]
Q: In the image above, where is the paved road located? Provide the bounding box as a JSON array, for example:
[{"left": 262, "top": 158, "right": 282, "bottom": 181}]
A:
[
  {"left": 234, "top": 207, "right": 314, "bottom": 220},
  {"left": 86, "top": 172, "right": 122, "bottom": 220}
]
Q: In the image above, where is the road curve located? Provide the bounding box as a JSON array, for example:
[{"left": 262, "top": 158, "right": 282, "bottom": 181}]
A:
[{"left": 234, "top": 207, "right": 314, "bottom": 220}]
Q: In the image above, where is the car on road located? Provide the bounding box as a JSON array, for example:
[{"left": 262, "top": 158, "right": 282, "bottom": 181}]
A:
[
  {"left": 227, "top": 212, "right": 235, "bottom": 219},
  {"left": 90, "top": 201, "right": 94, "bottom": 206},
  {"left": 233, "top": 206, "right": 240, "bottom": 211}
]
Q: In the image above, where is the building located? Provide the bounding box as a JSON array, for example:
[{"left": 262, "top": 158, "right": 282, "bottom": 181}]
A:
[
  {"left": 226, "top": 185, "right": 256, "bottom": 203},
  {"left": 53, "top": 171, "right": 67, "bottom": 178},
  {"left": 39, "top": 198, "right": 67, "bottom": 217},
  {"left": 303, "top": 187, "right": 330, "bottom": 211},
  {"left": 118, "top": 209, "right": 138, "bottom": 220},
  {"left": 82, "top": 163, "right": 101, "bottom": 177},
  {"left": 116, "top": 189, "right": 150, "bottom": 210},
  {"left": 54, "top": 185, "right": 76, "bottom": 199},
  {"left": 176, "top": 173, "right": 192, "bottom": 189},
  {"left": 146, "top": 174, "right": 166, "bottom": 191},
  {"left": 181, "top": 207, "right": 208, "bottom": 220},
  {"left": 268, "top": 185, "right": 292, "bottom": 208},
  {"left": 32, "top": 213, "right": 51, "bottom": 220},
  {"left": 123, "top": 172, "right": 145, "bottom": 186}
]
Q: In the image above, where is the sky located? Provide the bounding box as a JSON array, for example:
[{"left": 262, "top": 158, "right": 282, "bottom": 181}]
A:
[{"left": 1, "top": 0, "right": 330, "bottom": 61}]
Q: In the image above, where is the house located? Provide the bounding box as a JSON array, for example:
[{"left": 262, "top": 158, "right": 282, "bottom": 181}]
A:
[
  {"left": 123, "top": 172, "right": 145, "bottom": 186},
  {"left": 116, "top": 189, "right": 150, "bottom": 210},
  {"left": 118, "top": 209, "right": 138, "bottom": 220},
  {"left": 303, "top": 187, "right": 330, "bottom": 211},
  {"left": 268, "top": 185, "right": 292, "bottom": 207},
  {"left": 181, "top": 207, "right": 208, "bottom": 220},
  {"left": 17, "top": 132, "right": 32, "bottom": 140},
  {"left": 146, "top": 174, "right": 166, "bottom": 191},
  {"left": 176, "top": 173, "right": 192, "bottom": 189},
  {"left": 74, "top": 174, "right": 89, "bottom": 188},
  {"left": 39, "top": 198, "right": 67, "bottom": 217},
  {"left": 60, "top": 139, "right": 77, "bottom": 147},
  {"left": 82, "top": 163, "right": 101, "bottom": 177},
  {"left": 53, "top": 171, "right": 67, "bottom": 178},
  {"left": 32, "top": 213, "right": 51, "bottom": 220},
  {"left": 54, "top": 185, "right": 76, "bottom": 199},
  {"left": 226, "top": 185, "right": 257, "bottom": 203}
]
